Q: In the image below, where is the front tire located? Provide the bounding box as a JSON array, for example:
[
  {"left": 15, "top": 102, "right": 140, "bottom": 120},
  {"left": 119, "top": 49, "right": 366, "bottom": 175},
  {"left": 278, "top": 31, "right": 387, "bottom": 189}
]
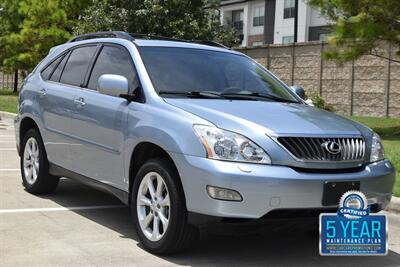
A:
[
  {"left": 131, "top": 158, "right": 197, "bottom": 254},
  {"left": 20, "top": 128, "right": 59, "bottom": 194}
]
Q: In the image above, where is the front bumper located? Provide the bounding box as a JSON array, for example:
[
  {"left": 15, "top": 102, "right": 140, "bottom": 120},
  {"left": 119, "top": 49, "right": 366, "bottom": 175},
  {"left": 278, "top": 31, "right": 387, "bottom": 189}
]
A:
[{"left": 170, "top": 153, "right": 395, "bottom": 219}]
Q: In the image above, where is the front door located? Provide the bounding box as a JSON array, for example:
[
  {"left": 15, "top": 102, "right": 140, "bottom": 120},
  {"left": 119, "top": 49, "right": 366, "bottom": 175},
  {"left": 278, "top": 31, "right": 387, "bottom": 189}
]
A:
[{"left": 70, "top": 44, "right": 139, "bottom": 190}]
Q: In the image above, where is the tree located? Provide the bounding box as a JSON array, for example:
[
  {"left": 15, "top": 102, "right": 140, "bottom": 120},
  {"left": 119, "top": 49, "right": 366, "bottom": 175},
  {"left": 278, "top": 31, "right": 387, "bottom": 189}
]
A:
[
  {"left": 73, "top": 0, "right": 127, "bottom": 35},
  {"left": 73, "top": 0, "right": 238, "bottom": 47},
  {"left": 0, "top": 0, "right": 25, "bottom": 91},
  {"left": 0, "top": 0, "right": 90, "bottom": 74},
  {"left": 308, "top": 0, "right": 400, "bottom": 63}
]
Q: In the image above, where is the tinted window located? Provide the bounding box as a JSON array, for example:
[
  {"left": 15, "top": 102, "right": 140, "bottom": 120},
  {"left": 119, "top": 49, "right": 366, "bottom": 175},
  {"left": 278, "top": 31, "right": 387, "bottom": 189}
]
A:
[
  {"left": 88, "top": 45, "right": 138, "bottom": 91},
  {"left": 41, "top": 56, "right": 63, "bottom": 80},
  {"left": 284, "top": 0, "right": 295, "bottom": 19},
  {"left": 60, "top": 46, "right": 96, "bottom": 86},
  {"left": 50, "top": 52, "right": 69, "bottom": 82},
  {"left": 140, "top": 47, "right": 298, "bottom": 102},
  {"left": 253, "top": 6, "right": 264, "bottom": 26}
]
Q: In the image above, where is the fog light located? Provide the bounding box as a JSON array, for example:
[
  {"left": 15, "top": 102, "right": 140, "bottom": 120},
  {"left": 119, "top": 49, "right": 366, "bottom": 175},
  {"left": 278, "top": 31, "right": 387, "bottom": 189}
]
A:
[{"left": 206, "top": 185, "right": 243, "bottom": 201}]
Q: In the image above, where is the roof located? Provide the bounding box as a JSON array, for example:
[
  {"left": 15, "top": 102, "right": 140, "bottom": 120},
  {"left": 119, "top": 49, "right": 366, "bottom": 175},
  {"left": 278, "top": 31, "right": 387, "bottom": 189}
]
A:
[
  {"left": 219, "top": 0, "right": 249, "bottom": 7},
  {"left": 132, "top": 39, "right": 240, "bottom": 54},
  {"left": 68, "top": 31, "right": 230, "bottom": 50}
]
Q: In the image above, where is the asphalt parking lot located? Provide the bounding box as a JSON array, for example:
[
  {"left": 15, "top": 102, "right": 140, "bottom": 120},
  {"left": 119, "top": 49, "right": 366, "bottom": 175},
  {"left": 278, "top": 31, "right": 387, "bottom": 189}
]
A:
[{"left": 1, "top": 116, "right": 400, "bottom": 267}]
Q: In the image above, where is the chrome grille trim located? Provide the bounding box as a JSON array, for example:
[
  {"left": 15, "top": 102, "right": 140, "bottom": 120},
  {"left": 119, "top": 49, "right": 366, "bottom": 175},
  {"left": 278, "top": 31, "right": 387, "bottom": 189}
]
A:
[{"left": 276, "top": 137, "right": 366, "bottom": 162}]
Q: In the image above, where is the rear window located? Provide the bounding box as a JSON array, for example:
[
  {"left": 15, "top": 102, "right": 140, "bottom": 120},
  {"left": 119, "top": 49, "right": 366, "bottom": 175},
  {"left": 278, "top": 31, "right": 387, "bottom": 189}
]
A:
[{"left": 60, "top": 46, "right": 96, "bottom": 87}]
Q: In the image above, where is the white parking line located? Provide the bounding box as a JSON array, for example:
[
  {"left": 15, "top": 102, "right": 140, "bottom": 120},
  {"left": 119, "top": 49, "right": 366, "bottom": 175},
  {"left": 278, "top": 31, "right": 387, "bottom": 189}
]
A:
[
  {"left": 0, "top": 205, "right": 125, "bottom": 214},
  {"left": 0, "top": 169, "right": 20, "bottom": 171},
  {"left": 0, "top": 148, "right": 16, "bottom": 151}
]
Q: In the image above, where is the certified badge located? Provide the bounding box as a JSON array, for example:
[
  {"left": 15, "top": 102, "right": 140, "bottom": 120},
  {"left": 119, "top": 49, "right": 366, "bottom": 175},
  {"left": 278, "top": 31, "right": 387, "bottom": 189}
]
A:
[{"left": 319, "top": 191, "right": 388, "bottom": 256}]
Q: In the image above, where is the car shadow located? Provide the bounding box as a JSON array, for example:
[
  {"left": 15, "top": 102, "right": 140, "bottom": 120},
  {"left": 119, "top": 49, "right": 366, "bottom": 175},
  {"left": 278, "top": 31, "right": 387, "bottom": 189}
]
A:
[{"left": 39, "top": 178, "right": 400, "bottom": 266}]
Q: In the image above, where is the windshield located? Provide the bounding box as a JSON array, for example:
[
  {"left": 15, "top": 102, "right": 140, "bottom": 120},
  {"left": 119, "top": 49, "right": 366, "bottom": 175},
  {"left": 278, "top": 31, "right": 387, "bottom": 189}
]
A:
[{"left": 139, "top": 47, "right": 299, "bottom": 102}]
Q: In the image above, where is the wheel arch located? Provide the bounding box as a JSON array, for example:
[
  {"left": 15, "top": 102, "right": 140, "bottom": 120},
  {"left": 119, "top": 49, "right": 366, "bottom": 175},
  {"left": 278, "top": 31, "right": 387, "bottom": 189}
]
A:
[
  {"left": 18, "top": 116, "right": 41, "bottom": 155},
  {"left": 128, "top": 142, "right": 184, "bottom": 205}
]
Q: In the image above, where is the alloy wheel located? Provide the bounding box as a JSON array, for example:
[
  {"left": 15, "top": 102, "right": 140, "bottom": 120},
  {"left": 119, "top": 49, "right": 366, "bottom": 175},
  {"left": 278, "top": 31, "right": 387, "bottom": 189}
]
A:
[
  {"left": 23, "top": 137, "right": 40, "bottom": 185},
  {"left": 136, "top": 171, "right": 171, "bottom": 242}
]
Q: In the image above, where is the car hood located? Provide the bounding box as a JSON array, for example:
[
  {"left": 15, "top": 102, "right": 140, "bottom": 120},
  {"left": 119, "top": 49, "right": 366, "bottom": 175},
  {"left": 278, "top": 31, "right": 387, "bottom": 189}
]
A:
[{"left": 164, "top": 99, "right": 367, "bottom": 136}]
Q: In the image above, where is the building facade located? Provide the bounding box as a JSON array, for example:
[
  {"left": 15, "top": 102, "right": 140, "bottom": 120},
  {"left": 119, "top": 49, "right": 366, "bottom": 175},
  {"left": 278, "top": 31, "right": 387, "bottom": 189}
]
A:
[{"left": 219, "top": 0, "right": 331, "bottom": 47}]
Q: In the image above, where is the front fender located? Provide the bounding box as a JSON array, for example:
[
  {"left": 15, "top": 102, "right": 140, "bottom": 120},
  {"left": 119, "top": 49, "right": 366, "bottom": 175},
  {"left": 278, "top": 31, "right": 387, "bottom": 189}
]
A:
[{"left": 123, "top": 101, "right": 211, "bottom": 179}]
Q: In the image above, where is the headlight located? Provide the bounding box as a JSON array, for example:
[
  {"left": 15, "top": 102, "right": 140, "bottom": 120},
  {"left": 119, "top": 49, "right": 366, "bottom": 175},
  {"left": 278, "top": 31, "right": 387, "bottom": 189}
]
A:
[
  {"left": 193, "top": 125, "right": 271, "bottom": 164},
  {"left": 370, "top": 133, "right": 385, "bottom": 162}
]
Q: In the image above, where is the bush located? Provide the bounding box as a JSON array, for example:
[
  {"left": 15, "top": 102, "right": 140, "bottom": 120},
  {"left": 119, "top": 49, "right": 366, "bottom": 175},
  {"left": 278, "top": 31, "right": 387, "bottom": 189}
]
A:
[{"left": 305, "top": 92, "right": 334, "bottom": 112}]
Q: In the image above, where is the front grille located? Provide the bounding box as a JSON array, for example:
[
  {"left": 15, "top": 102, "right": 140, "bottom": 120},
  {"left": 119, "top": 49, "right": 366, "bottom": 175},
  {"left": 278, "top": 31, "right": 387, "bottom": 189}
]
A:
[{"left": 277, "top": 137, "right": 366, "bottom": 161}]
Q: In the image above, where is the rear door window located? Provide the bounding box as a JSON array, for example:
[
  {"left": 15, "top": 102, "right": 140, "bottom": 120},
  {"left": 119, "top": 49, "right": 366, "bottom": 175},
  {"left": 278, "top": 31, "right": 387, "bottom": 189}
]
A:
[
  {"left": 87, "top": 45, "right": 138, "bottom": 92},
  {"left": 60, "top": 46, "right": 96, "bottom": 87}
]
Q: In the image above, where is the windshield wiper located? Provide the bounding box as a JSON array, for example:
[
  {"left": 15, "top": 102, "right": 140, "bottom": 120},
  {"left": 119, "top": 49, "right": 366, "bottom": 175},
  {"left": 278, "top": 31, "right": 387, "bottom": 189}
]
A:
[
  {"left": 158, "top": 90, "right": 224, "bottom": 99},
  {"left": 159, "top": 90, "right": 299, "bottom": 103},
  {"left": 219, "top": 92, "right": 299, "bottom": 103}
]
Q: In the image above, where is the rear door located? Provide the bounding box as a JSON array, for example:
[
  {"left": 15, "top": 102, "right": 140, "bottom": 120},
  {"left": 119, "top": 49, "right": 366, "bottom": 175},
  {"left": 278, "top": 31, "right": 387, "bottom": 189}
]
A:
[
  {"left": 44, "top": 44, "right": 98, "bottom": 170},
  {"left": 39, "top": 51, "right": 75, "bottom": 169},
  {"left": 70, "top": 44, "right": 139, "bottom": 190}
]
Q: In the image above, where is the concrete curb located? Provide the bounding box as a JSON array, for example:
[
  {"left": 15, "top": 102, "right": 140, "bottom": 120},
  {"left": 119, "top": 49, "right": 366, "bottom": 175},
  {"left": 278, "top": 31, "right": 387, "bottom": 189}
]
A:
[
  {"left": 0, "top": 111, "right": 17, "bottom": 121},
  {"left": 386, "top": 196, "right": 400, "bottom": 214}
]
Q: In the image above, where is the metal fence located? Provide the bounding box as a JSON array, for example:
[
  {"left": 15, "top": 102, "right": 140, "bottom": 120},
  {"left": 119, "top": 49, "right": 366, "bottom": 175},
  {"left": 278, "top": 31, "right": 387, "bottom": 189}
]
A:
[{"left": 0, "top": 71, "right": 22, "bottom": 91}]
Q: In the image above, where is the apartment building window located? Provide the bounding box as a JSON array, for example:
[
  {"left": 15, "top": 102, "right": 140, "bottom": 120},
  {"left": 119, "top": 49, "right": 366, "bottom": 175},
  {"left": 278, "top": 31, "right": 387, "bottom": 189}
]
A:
[
  {"left": 232, "top": 10, "right": 244, "bottom": 31},
  {"left": 319, "top": 33, "right": 328, "bottom": 41},
  {"left": 284, "top": 0, "right": 295, "bottom": 19},
  {"left": 282, "top": 36, "right": 294, "bottom": 44},
  {"left": 252, "top": 41, "right": 264, "bottom": 47},
  {"left": 253, "top": 6, "right": 264, "bottom": 27}
]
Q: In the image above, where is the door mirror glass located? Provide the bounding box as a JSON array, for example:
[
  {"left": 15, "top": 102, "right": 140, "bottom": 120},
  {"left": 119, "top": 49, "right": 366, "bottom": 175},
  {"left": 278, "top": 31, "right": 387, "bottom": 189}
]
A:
[
  {"left": 98, "top": 74, "right": 129, "bottom": 98},
  {"left": 290, "top": 85, "right": 305, "bottom": 100}
]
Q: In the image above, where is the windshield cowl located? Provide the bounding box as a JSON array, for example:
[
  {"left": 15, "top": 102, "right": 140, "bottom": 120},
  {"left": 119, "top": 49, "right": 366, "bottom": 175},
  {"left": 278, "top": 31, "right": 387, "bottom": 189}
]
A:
[{"left": 159, "top": 90, "right": 300, "bottom": 103}]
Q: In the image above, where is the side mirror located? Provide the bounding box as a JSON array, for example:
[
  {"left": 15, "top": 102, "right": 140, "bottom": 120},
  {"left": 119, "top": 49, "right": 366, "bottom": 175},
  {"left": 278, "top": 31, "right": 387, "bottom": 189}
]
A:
[
  {"left": 98, "top": 74, "right": 129, "bottom": 98},
  {"left": 290, "top": 85, "right": 305, "bottom": 100}
]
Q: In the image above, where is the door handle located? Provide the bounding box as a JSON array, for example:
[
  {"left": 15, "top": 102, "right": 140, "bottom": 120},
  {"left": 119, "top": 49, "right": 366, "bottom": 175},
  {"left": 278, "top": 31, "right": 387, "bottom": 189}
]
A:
[
  {"left": 39, "top": 88, "right": 47, "bottom": 97},
  {"left": 74, "top": 97, "right": 85, "bottom": 107}
]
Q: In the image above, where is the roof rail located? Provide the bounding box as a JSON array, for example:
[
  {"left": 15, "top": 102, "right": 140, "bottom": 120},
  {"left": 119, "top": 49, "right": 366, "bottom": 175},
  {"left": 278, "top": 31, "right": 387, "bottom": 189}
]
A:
[
  {"left": 68, "top": 31, "right": 229, "bottom": 49},
  {"left": 130, "top": 33, "right": 229, "bottom": 49},
  {"left": 129, "top": 33, "right": 179, "bottom": 42},
  {"left": 191, "top": 40, "right": 230, "bottom": 49},
  {"left": 68, "top": 31, "right": 134, "bottom": 42}
]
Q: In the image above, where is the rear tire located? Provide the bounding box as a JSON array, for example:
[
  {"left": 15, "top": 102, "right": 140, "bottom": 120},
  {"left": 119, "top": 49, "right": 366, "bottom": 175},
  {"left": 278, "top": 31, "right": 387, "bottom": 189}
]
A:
[
  {"left": 131, "top": 158, "right": 198, "bottom": 254},
  {"left": 20, "top": 128, "right": 59, "bottom": 194}
]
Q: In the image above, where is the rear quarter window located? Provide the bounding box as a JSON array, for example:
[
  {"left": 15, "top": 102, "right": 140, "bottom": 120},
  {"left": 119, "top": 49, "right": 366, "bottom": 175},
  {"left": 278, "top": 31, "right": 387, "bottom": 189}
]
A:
[
  {"left": 41, "top": 56, "right": 63, "bottom": 80},
  {"left": 49, "top": 52, "right": 69, "bottom": 82}
]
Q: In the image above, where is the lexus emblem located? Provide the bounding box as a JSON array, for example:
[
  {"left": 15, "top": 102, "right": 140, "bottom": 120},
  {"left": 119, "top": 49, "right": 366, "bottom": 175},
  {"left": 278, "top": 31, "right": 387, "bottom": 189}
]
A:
[{"left": 322, "top": 141, "right": 342, "bottom": 154}]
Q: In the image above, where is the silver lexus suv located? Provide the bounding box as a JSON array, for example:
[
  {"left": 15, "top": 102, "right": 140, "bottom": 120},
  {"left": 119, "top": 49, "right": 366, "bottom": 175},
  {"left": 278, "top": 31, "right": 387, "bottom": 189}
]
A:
[{"left": 15, "top": 31, "right": 395, "bottom": 254}]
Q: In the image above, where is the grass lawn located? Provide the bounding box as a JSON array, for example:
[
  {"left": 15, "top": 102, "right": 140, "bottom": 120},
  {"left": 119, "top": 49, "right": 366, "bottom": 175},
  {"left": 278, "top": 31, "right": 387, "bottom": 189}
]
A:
[
  {"left": 0, "top": 90, "right": 18, "bottom": 113},
  {"left": 382, "top": 138, "right": 400, "bottom": 198},
  {"left": 350, "top": 116, "right": 400, "bottom": 197},
  {"left": 350, "top": 116, "right": 400, "bottom": 137}
]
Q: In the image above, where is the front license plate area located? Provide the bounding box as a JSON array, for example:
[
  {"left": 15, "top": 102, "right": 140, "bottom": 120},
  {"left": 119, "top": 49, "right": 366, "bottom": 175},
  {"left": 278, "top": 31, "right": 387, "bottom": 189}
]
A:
[{"left": 322, "top": 181, "right": 360, "bottom": 206}]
